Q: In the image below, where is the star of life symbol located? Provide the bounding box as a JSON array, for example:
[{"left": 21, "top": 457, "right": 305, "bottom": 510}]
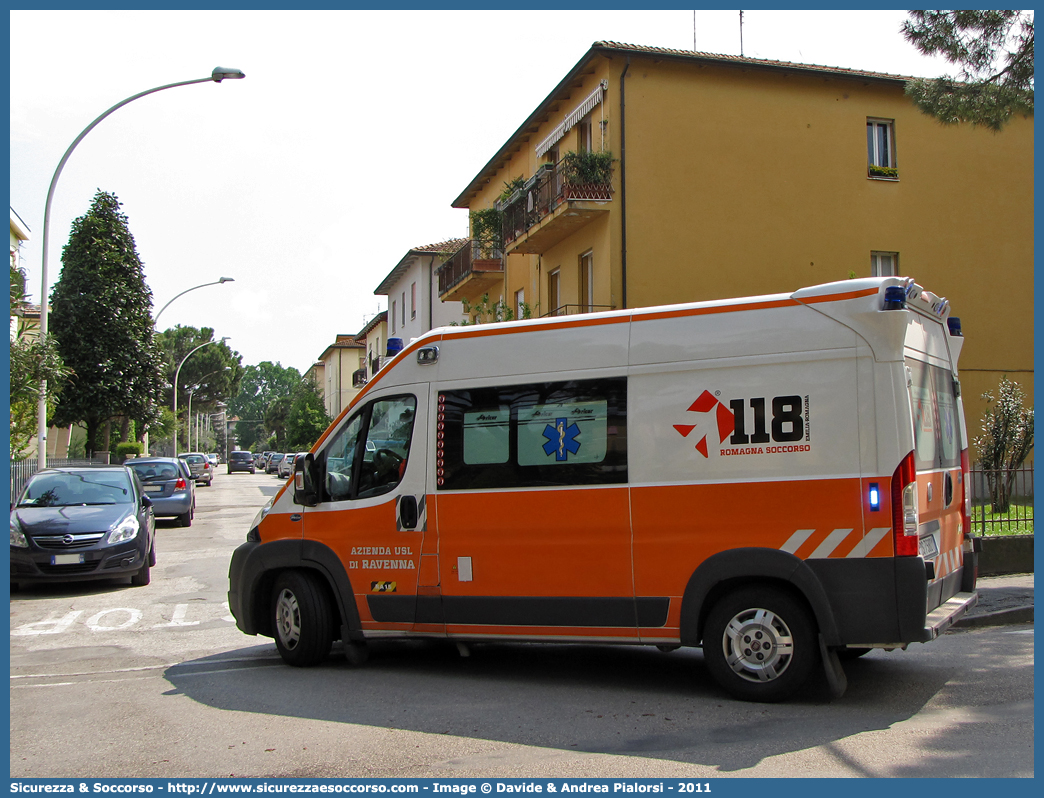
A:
[
  {"left": 542, "top": 417, "right": 581, "bottom": 461},
  {"left": 674, "top": 390, "right": 735, "bottom": 458}
]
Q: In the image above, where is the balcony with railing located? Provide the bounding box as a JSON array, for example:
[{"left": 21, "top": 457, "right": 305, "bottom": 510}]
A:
[
  {"left": 501, "top": 155, "right": 614, "bottom": 256},
  {"left": 436, "top": 239, "right": 505, "bottom": 302}
]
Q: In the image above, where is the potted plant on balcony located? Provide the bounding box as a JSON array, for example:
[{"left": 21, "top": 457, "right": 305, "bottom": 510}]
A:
[
  {"left": 562, "top": 150, "right": 614, "bottom": 185},
  {"left": 469, "top": 208, "right": 504, "bottom": 261},
  {"left": 561, "top": 150, "right": 614, "bottom": 200}
]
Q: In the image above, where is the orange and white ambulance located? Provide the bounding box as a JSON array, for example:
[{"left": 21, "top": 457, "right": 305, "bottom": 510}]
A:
[{"left": 228, "top": 276, "right": 978, "bottom": 702}]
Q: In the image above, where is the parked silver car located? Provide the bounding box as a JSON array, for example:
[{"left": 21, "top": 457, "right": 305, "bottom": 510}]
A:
[
  {"left": 265, "top": 452, "right": 285, "bottom": 475},
  {"left": 278, "top": 452, "right": 304, "bottom": 479},
  {"left": 179, "top": 452, "right": 213, "bottom": 487},
  {"left": 126, "top": 457, "right": 195, "bottom": 526}
]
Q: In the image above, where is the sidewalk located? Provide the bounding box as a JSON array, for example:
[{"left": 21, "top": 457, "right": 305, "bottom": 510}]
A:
[{"left": 955, "top": 572, "right": 1034, "bottom": 628}]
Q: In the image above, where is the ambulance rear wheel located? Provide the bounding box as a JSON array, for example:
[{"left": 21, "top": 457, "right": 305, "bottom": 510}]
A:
[
  {"left": 272, "top": 570, "right": 334, "bottom": 667},
  {"left": 703, "top": 586, "right": 816, "bottom": 702}
]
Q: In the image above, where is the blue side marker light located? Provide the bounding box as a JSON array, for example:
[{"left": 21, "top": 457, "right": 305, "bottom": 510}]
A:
[
  {"left": 869, "top": 482, "right": 881, "bottom": 511},
  {"left": 883, "top": 286, "right": 906, "bottom": 310}
]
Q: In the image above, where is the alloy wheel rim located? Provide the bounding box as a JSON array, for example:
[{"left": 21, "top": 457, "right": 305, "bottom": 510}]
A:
[
  {"left": 276, "top": 589, "right": 302, "bottom": 650},
  {"left": 721, "top": 607, "right": 794, "bottom": 683}
]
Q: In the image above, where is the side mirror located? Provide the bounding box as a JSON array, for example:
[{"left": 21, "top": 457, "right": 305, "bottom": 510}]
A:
[
  {"left": 293, "top": 453, "right": 320, "bottom": 507},
  {"left": 142, "top": 496, "right": 154, "bottom": 509}
]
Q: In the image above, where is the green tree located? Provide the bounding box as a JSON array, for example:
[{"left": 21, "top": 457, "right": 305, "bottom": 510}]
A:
[
  {"left": 285, "top": 378, "right": 332, "bottom": 451},
  {"left": 974, "top": 377, "right": 1034, "bottom": 513},
  {"left": 902, "top": 10, "right": 1034, "bottom": 130},
  {"left": 9, "top": 263, "right": 71, "bottom": 458},
  {"left": 264, "top": 395, "right": 293, "bottom": 451},
  {"left": 155, "top": 325, "right": 243, "bottom": 451},
  {"left": 229, "top": 361, "right": 302, "bottom": 450},
  {"left": 49, "top": 191, "right": 163, "bottom": 456}
]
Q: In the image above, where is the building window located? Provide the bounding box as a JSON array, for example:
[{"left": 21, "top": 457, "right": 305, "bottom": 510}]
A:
[
  {"left": 410, "top": 282, "right": 417, "bottom": 320},
  {"left": 579, "top": 251, "right": 593, "bottom": 313},
  {"left": 548, "top": 269, "right": 561, "bottom": 316},
  {"left": 401, "top": 292, "right": 406, "bottom": 326},
  {"left": 871, "top": 251, "right": 898, "bottom": 277},
  {"left": 391, "top": 301, "right": 396, "bottom": 333},
  {"left": 436, "top": 377, "right": 627, "bottom": 491},
  {"left": 867, "top": 119, "right": 897, "bottom": 178},
  {"left": 578, "top": 116, "right": 593, "bottom": 152}
]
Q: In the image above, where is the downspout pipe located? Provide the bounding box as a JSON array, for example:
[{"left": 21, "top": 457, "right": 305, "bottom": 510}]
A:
[
  {"left": 428, "top": 255, "right": 435, "bottom": 331},
  {"left": 620, "top": 58, "right": 630, "bottom": 309}
]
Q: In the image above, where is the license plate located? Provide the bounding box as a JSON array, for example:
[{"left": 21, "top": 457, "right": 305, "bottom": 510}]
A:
[
  {"left": 144, "top": 485, "right": 163, "bottom": 493},
  {"left": 919, "top": 535, "right": 939, "bottom": 559},
  {"left": 51, "top": 553, "right": 84, "bottom": 566}
]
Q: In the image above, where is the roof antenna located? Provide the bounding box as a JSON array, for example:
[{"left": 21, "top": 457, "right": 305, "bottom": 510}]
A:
[
  {"left": 739, "top": 10, "right": 744, "bottom": 57},
  {"left": 693, "top": 10, "right": 696, "bottom": 52}
]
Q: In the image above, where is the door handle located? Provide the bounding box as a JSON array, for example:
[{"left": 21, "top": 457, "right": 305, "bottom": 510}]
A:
[{"left": 398, "top": 495, "right": 418, "bottom": 530}]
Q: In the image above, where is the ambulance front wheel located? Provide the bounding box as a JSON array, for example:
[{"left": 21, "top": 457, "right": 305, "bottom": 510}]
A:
[
  {"left": 703, "top": 585, "right": 817, "bottom": 703},
  {"left": 272, "top": 570, "right": 335, "bottom": 667}
]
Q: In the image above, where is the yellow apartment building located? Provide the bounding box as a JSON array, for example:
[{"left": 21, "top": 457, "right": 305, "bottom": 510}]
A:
[{"left": 448, "top": 41, "right": 1033, "bottom": 436}]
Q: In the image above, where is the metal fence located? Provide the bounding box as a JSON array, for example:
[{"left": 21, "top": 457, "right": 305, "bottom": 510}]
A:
[
  {"left": 969, "top": 464, "right": 1034, "bottom": 536},
  {"left": 9, "top": 456, "right": 111, "bottom": 503}
]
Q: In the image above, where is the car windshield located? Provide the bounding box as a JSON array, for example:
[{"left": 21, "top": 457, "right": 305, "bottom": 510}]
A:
[
  {"left": 182, "top": 455, "right": 204, "bottom": 464},
  {"left": 18, "top": 472, "right": 133, "bottom": 507},
  {"left": 127, "top": 462, "right": 180, "bottom": 481}
]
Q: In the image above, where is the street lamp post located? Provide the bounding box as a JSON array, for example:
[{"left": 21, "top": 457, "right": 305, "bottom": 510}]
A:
[
  {"left": 154, "top": 277, "right": 235, "bottom": 326},
  {"left": 173, "top": 337, "right": 230, "bottom": 457},
  {"left": 36, "top": 66, "right": 245, "bottom": 467},
  {"left": 184, "top": 366, "right": 230, "bottom": 452}
]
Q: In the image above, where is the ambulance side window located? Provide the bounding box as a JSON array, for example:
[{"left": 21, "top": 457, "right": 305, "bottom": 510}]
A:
[
  {"left": 321, "top": 395, "right": 417, "bottom": 503},
  {"left": 324, "top": 414, "right": 364, "bottom": 502},
  {"left": 437, "top": 377, "right": 627, "bottom": 490}
]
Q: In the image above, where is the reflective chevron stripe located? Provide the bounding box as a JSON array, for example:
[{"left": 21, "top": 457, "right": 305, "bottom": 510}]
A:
[{"left": 781, "top": 527, "right": 892, "bottom": 559}]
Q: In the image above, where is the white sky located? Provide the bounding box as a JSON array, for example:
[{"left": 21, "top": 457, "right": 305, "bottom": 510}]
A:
[{"left": 9, "top": 9, "right": 957, "bottom": 374}]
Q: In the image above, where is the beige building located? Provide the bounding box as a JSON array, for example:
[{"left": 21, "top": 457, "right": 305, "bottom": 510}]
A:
[
  {"left": 314, "top": 334, "right": 366, "bottom": 419},
  {"left": 447, "top": 41, "right": 1033, "bottom": 436}
]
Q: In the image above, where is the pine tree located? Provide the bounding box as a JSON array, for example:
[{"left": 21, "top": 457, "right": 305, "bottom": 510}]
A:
[
  {"left": 49, "top": 190, "right": 164, "bottom": 455},
  {"left": 902, "top": 10, "right": 1034, "bottom": 130}
]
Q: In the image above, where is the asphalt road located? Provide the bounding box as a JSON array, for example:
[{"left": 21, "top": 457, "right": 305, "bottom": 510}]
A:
[{"left": 9, "top": 471, "right": 1034, "bottom": 779}]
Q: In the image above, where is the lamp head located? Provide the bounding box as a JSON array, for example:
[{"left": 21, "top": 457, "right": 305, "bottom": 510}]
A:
[
  {"left": 218, "top": 276, "right": 235, "bottom": 284},
  {"left": 212, "top": 67, "right": 246, "bottom": 82}
]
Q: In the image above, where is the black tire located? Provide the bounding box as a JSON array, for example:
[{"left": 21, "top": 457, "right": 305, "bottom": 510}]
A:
[
  {"left": 703, "top": 585, "right": 816, "bottom": 702},
  {"left": 177, "top": 509, "right": 192, "bottom": 527},
  {"left": 272, "top": 570, "right": 335, "bottom": 666},
  {"left": 130, "top": 561, "right": 151, "bottom": 587},
  {"left": 837, "top": 647, "right": 872, "bottom": 660},
  {"left": 148, "top": 539, "right": 157, "bottom": 567}
]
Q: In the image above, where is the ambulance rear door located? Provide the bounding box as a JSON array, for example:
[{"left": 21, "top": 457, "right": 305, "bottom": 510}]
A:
[{"left": 904, "top": 313, "right": 968, "bottom": 610}]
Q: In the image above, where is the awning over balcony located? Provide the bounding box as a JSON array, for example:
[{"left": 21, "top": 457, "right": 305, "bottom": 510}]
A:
[{"left": 536, "top": 80, "right": 608, "bottom": 157}]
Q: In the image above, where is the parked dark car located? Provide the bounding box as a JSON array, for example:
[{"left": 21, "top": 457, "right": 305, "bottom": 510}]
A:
[
  {"left": 227, "top": 450, "right": 256, "bottom": 474},
  {"left": 179, "top": 452, "right": 213, "bottom": 486},
  {"left": 125, "top": 457, "right": 195, "bottom": 526},
  {"left": 10, "top": 466, "right": 156, "bottom": 588}
]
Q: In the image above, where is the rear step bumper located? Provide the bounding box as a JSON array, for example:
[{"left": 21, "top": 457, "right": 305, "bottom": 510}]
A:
[{"left": 922, "top": 591, "right": 978, "bottom": 641}]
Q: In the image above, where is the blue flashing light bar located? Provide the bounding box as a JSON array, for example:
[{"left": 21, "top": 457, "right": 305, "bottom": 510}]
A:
[{"left": 883, "top": 286, "right": 906, "bottom": 310}]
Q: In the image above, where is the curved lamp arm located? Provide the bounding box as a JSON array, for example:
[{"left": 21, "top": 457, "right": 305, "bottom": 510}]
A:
[
  {"left": 37, "top": 67, "right": 245, "bottom": 466},
  {"left": 155, "top": 277, "right": 235, "bottom": 325}
]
